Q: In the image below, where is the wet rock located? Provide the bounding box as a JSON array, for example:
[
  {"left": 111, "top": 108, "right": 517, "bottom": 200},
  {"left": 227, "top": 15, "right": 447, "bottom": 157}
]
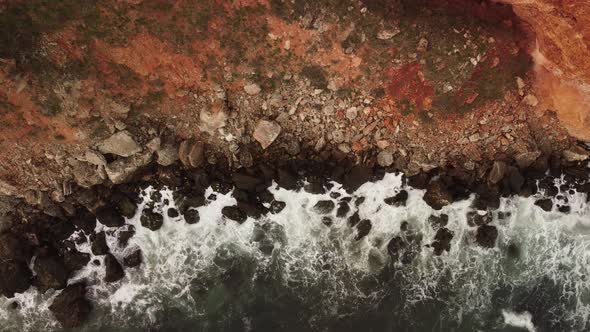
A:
[
  {"left": 95, "top": 206, "right": 125, "bottom": 227},
  {"left": 97, "top": 131, "right": 141, "bottom": 157},
  {"left": 270, "top": 201, "right": 286, "bottom": 214},
  {"left": 232, "top": 173, "right": 262, "bottom": 191},
  {"left": 377, "top": 150, "right": 394, "bottom": 167},
  {"left": 304, "top": 176, "right": 327, "bottom": 194},
  {"left": 342, "top": 165, "right": 373, "bottom": 192},
  {"left": 112, "top": 193, "right": 137, "bottom": 219},
  {"left": 117, "top": 225, "right": 136, "bottom": 247},
  {"left": 466, "top": 211, "right": 493, "bottom": 227},
  {"left": 63, "top": 249, "right": 90, "bottom": 273},
  {"left": 423, "top": 181, "right": 453, "bottom": 210},
  {"left": 336, "top": 201, "right": 350, "bottom": 218},
  {"left": 355, "top": 219, "right": 372, "bottom": 240},
  {"left": 432, "top": 228, "right": 453, "bottom": 255},
  {"left": 104, "top": 253, "right": 124, "bottom": 283},
  {"left": 322, "top": 216, "right": 333, "bottom": 226},
  {"left": 428, "top": 214, "right": 449, "bottom": 229},
  {"left": 476, "top": 225, "right": 498, "bottom": 248},
  {"left": 253, "top": 120, "right": 281, "bottom": 149},
  {"left": 558, "top": 205, "right": 571, "bottom": 213},
  {"left": 49, "top": 283, "right": 92, "bottom": 328},
  {"left": 184, "top": 209, "right": 200, "bottom": 224},
  {"left": 312, "top": 200, "right": 335, "bottom": 214},
  {"left": 123, "top": 249, "right": 142, "bottom": 268},
  {"left": 348, "top": 211, "right": 360, "bottom": 227},
  {"left": 140, "top": 209, "right": 164, "bottom": 231},
  {"left": 105, "top": 152, "right": 153, "bottom": 184},
  {"left": 251, "top": 221, "right": 287, "bottom": 255},
  {"left": 506, "top": 167, "right": 525, "bottom": 193},
  {"left": 384, "top": 190, "right": 408, "bottom": 207},
  {"left": 535, "top": 198, "right": 553, "bottom": 212},
  {"left": 387, "top": 229, "right": 422, "bottom": 264},
  {"left": 33, "top": 255, "right": 68, "bottom": 292},
  {"left": 222, "top": 205, "right": 248, "bottom": 223},
  {"left": 167, "top": 208, "right": 179, "bottom": 218},
  {"left": 488, "top": 161, "right": 507, "bottom": 184},
  {"left": 515, "top": 151, "right": 541, "bottom": 169},
  {"left": 355, "top": 197, "right": 365, "bottom": 206},
  {"left": 0, "top": 261, "right": 32, "bottom": 297},
  {"left": 276, "top": 168, "right": 298, "bottom": 190},
  {"left": 91, "top": 232, "right": 109, "bottom": 255}
]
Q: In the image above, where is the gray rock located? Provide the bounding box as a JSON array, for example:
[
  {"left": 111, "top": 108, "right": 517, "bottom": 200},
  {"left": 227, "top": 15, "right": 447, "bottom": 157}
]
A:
[
  {"left": 488, "top": 161, "right": 506, "bottom": 184},
  {"left": 84, "top": 150, "right": 107, "bottom": 166},
  {"left": 97, "top": 131, "right": 141, "bottom": 157},
  {"left": 253, "top": 120, "right": 281, "bottom": 149},
  {"left": 71, "top": 160, "right": 104, "bottom": 188},
  {"left": 514, "top": 151, "right": 541, "bottom": 169},
  {"left": 105, "top": 152, "right": 152, "bottom": 184},
  {"left": 377, "top": 151, "right": 394, "bottom": 167},
  {"left": 156, "top": 144, "right": 179, "bottom": 166}
]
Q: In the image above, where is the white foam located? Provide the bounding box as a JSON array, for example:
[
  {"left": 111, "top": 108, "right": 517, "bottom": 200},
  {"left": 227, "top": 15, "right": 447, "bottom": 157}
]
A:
[{"left": 502, "top": 310, "right": 536, "bottom": 332}]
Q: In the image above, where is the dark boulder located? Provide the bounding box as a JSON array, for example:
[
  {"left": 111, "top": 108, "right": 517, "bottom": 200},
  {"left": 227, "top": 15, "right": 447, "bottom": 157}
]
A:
[
  {"left": 347, "top": 211, "right": 360, "bottom": 227},
  {"left": 312, "top": 200, "right": 335, "bottom": 214},
  {"left": 63, "top": 249, "right": 90, "bottom": 273},
  {"left": 270, "top": 201, "right": 286, "bottom": 214},
  {"left": 104, "top": 253, "right": 124, "bottom": 282},
  {"left": 506, "top": 167, "right": 525, "bottom": 194},
  {"left": 558, "top": 205, "right": 571, "bottom": 213},
  {"left": 232, "top": 173, "right": 262, "bottom": 191},
  {"left": 342, "top": 165, "right": 373, "bottom": 192},
  {"left": 112, "top": 193, "right": 137, "bottom": 219},
  {"left": 221, "top": 206, "right": 248, "bottom": 223},
  {"left": 336, "top": 201, "right": 350, "bottom": 218},
  {"left": 384, "top": 190, "right": 409, "bottom": 207},
  {"left": 117, "top": 225, "right": 135, "bottom": 247},
  {"left": 90, "top": 231, "right": 109, "bottom": 256},
  {"left": 123, "top": 249, "right": 142, "bottom": 268},
  {"left": 428, "top": 214, "right": 448, "bottom": 230},
  {"left": 431, "top": 228, "right": 453, "bottom": 255},
  {"left": 140, "top": 209, "right": 164, "bottom": 231},
  {"left": 355, "top": 219, "right": 372, "bottom": 240},
  {"left": 534, "top": 199, "right": 553, "bottom": 212},
  {"left": 49, "top": 283, "right": 92, "bottom": 328},
  {"left": 95, "top": 206, "right": 125, "bottom": 228},
  {"left": 0, "top": 232, "right": 33, "bottom": 263},
  {"left": 276, "top": 168, "right": 298, "bottom": 190},
  {"left": 72, "top": 208, "right": 97, "bottom": 234},
  {"left": 33, "top": 255, "right": 68, "bottom": 292},
  {"left": 0, "top": 261, "right": 32, "bottom": 297},
  {"left": 476, "top": 225, "right": 498, "bottom": 248},
  {"left": 423, "top": 181, "right": 453, "bottom": 210},
  {"left": 184, "top": 209, "right": 200, "bottom": 224},
  {"left": 167, "top": 208, "right": 179, "bottom": 218},
  {"left": 354, "top": 196, "right": 365, "bottom": 206}
]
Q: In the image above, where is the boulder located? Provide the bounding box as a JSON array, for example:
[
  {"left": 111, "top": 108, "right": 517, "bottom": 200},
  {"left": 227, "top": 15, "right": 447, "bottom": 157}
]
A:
[
  {"left": 156, "top": 144, "right": 179, "bottom": 166},
  {"left": 347, "top": 211, "right": 360, "bottom": 227},
  {"left": 355, "top": 219, "right": 372, "bottom": 240},
  {"left": 167, "top": 208, "right": 179, "bottom": 218},
  {"left": 232, "top": 173, "right": 262, "bottom": 191},
  {"left": 336, "top": 201, "right": 350, "bottom": 218},
  {"left": 488, "top": 161, "right": 507, "bottom": 184},
  {"left": 423, "top": 181, "right": 453, "bottom": 210},
  {"left": 432, "top": 227, "right": 453, "bottom": 255},
  {"left": 63, "top": 249, "right": 91, "bottom": 273},
  {"left": 72, "top": 208, "right": 97, "bottom": 234},
  {"left": 104, "top": 253, "right": 124, "bottom": 282},
  {"left": 184, "top": 209, "right": 200, "bottom": 224},
  {"left": 276, "top": 168, "right": 298, "bottom": 190},
  {"left": 476, "top": 225, "right": 498, "bottom": 248},
  {"left": 91, "top": 232, "right": 109, "bottom": 255},
  {"left": 534, "top": 198, "right": 553, "bottom": 212},
  {"left": 387, "top": 229, "right": 422, "bottom": 264},
  {"left": 563, "top": 147, "right": 590, "bottom": 162},
  {"left": 49, "top": 283, "right": 92, "bottom": 328},
  {"left": 384, "top": 190, "right": 409, "bottom": 207},
  {"left": 105, "top": 152, "right": 153, "bottom": 184},
  {"left": 253, "top": 120, "right": 281, "bottom": 149},
  {"left": 221, "top": 206, "right": 248, "bottom": 223},
  {"left": 466, "top": 211, "right": 493, "bottom": 227},
  {"left": 97, "top": 131, "right": 141, "bottom": 157},
  {"left": 342, "top": 165, "right": 373, "bottom": 192},
  {"left": 428, "top": 214, "right": 449, "bottom": 230},
  {"left": 33, "top": 255, "right": 68, "bottom": 292},
  {"left": 515, "top": 151, "right": 541, "bottom": 169},
  {"left": 377, "top": 150, "right": 394, "bottom": 167},
  {"left": 244, "top": 83, "right": 261, "bottom": 95},
  {"left": 95, "top": 206, "right": 125, "bottom": 227},
  {"left": 117, "top": 225, "right": 136, "bottom": 247},
  {"left": 312, "top": 200, "right": 335, "bottom": 214},
  {"left": 140, "top": 209, "right": 164, "bottom": 231}
]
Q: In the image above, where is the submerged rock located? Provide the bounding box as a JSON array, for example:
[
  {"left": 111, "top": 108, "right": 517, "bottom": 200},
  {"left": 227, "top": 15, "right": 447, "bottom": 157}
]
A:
[
  {"left": 384, "top": 190, "right": 408, "bottom": 207},
  {"left": 428, "top": 214, "right": 449, "bottom": 230},
  {"left": 312, "top": 200, "right": 335, "bottom": 214},
  {"left": 534, "top": 199, "right": 553, "bottom": 212},
  {"left": 387, "top": 231, "right": 422, "bottom": 264},
  {"left": 104, "top": 253, "right": 124, "bottom": 283},
  {"left": 184, "top": 209, "right": 200, "bottom": 224},
  {"left": 431, "top": 228, "right": 454, "bottom": 255},
  {"left": 355, "top": 219, "right": 372, "bottom": 240},
  {"left": 49, "top": 283, "right": 92, "bottom": 328},
  {"left": 123, "top": 249, "right": 142, "bottom": 268},
  {"left": 423, "top": 181, "right": 453, "bottom": 210},
  {"left": 222, "top": 206, "right": 248, "bottom": 223},
  {"left": 476, "top": 225, "right": 498, "bottom": 248},
  {"left": 270, "top": 200, "right": 286, "bottom": 214}
]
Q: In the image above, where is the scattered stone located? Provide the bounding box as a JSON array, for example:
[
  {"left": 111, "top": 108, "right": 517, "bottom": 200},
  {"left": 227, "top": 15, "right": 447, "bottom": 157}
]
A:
[
  {"left": 423, "top": 181, "right": 453, "bottom": 210},
  {"left": 432, "top": 227, "right": 453, "bottom": 255},
  {"left": 384, "top": 190, "right": 408, "bottom": 206},
  {"left": 377, "top": 28, "right": 400, "bottom": 40},
  {"left": 49, "top": 283, "right": 92, "bottom": 328},
  {"left": 244, "top": 83, "right": 261, "bottom": 95},
  {"left": 355, "top": 219, "right": 372, "bottom": 240},
  {"left": 184, "top": 209, "right": 200, "bottom": 224},
  {"left": 377, "top": 150, "right": 394, "bottom": 167},
  {"left": 222, "top": 206, "right": 248, "bottom": 223},
  {"left": 140, "top": 209, "right": 164, "bottom": 231},
  {"left": 33, "top": 256, "right": 68, "bottom": 292},
  {"left": 312, "top": 200, "right": 335, "bottom": 214},
  {"left": 253, "top": 120, "right": 281, "bottom": 149},
  {"left": 91, "top": 232, "right": 109, "bottom": 255},
  {"left": 270, "top": 201, "right": 286, "bottom": 214},
  {"left": 104, "top": 254, "right": 124, "bottom": 283},
  {"left": 156, "top": 144, "right": 179, "bottom": 166},
  {"left": 97, "top": 131, "right": 141, "bottom": 157},
  {"left": 123, "top": 249, "right": 142, "bottom": 268},
  {"left": 476, "top": 225, "right": 498, "bottom": 248}
]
